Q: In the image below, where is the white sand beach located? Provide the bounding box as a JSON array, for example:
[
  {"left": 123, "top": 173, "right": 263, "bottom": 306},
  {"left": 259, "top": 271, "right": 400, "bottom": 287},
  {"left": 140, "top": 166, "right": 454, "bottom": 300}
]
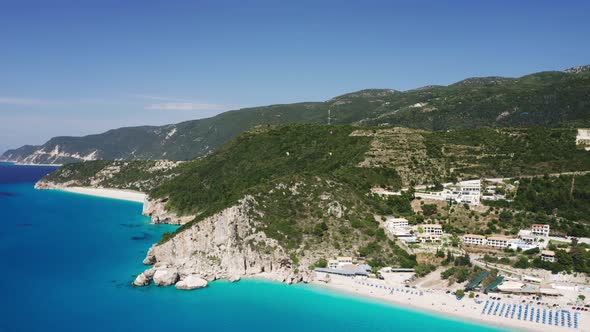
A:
[
  {"left": 58, "top": 187, "right": 146, "bottom": 203},
  {"left": 311, "top": 274, "right": 588, "bottom": 332}
]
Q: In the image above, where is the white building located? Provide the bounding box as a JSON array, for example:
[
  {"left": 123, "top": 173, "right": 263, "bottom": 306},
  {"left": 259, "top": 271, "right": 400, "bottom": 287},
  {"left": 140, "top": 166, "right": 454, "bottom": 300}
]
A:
[
  {"left": 462, "top": 234, "right": 534, "bottom": 250},
  {"left": 415, "top": 179, "right": 481, "bottom": 206},
  {"left": 486, "top": 236, "right": 512, "bottom": 249},
  {"left": 422, "top": 224, "right": 443, "bottom": 235},
  {"left": 384, "top": 216, "right": 413, "bottom": 238},
  {"left": 462, "top": 234, "right": 486, "bottom": 246},
  {"left": 531, "top": 224, "right": 550, "bottom": 237},
  {"left": 327, "top": 260, "right": 339, "bottom": 269},
  {"left": 576, "top": 129, "right": 590, "bottom": 150},
  {"left": 328, "top": 257, "right": 354, "bottom": 269},
  {"left": 456, "top": 179, "right": 481, "bottom": 193},
  {"left": 385, "top": 217, "right": 409, "bottom": 229},
  {"left": 541, "top": 250, "right": 557, "bottom": 263}
]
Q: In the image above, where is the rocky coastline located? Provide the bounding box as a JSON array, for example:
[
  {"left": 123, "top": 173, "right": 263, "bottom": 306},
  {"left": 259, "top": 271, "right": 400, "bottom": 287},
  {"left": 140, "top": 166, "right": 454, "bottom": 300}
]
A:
[{"left": 35, "top": 180, "right": 309, "bottom": 290}]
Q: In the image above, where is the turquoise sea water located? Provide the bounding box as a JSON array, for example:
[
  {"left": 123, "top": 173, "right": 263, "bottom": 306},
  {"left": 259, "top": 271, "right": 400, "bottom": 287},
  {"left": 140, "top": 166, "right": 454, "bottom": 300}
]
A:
[{"left": 0, "top": 162, "right": 507, "bottom": 332}]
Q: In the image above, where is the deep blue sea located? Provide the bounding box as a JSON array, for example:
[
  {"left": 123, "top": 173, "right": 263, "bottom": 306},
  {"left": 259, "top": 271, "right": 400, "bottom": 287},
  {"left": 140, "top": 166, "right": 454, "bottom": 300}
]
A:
[{"left": 0, "top": 162, "right": 506, "bottom": 332}]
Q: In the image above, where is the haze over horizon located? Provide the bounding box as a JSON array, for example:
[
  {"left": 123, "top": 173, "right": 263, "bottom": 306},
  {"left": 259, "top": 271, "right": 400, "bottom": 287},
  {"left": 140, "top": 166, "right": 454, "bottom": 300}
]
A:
[{"left": 1, "top": 0, "right": 590, "bottom": 154}]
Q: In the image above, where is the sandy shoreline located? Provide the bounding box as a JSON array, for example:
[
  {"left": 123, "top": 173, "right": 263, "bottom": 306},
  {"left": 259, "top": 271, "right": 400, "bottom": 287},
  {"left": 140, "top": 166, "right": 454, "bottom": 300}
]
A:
[
  {"left": 308, "top": 274, "right": 586, "bottom": 332},
  {"left": 57, "top": 187, "right": 146, "bottom": 203}
]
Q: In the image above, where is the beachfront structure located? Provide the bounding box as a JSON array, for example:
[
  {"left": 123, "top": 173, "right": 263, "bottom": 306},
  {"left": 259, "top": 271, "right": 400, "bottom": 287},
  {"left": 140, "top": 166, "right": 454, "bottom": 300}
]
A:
[
  {"left": 327, "top": 260, "right": 339, "bottom": 269},
  {"left": 338, "top": 257, "right": 352, "bottom": 264},
  {"left": 486, "top": 236, "right": 512, "bottom": 248},
  {"left": 541, "top": 250, "right": 557, "bottom": 263},
  {"left": 314, "top": 264, "right": 371, "bottom": 278},
  {"left": 462, "top": 234, "right": 486, "bottom": 246},
  {"left": 317, "top": 256, "right": 372, "bottom": 279},
  {"left": 531, "top": 224, "right": 550, "bottom": 237},
  {"left": 465, "top": 271, "right": 489, "bottom": 291},
  {"left": 422, "top": 224, "right": 443, "bottom": 235},
  {"left": 523, "top": 275, "right": 542, "bottom": 284},
  {"left": 328, "top": 257, "right": 354, "bottom": 269},
  {"left": 496, "top": 282, "right": 562, "bottom": 296}
]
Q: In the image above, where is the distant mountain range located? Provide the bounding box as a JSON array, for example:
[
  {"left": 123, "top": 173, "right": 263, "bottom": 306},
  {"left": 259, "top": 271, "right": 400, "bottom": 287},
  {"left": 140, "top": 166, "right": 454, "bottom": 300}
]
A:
[{"left": 3, "top": 65, "right": 590, "bottom": 164}]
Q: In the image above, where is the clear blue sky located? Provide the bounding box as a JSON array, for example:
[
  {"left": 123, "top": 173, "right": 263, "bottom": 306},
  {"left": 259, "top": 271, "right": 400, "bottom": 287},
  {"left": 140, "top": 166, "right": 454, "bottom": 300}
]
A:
[{"left": 1, "top": 0, "right": 589, "bottom": 152}]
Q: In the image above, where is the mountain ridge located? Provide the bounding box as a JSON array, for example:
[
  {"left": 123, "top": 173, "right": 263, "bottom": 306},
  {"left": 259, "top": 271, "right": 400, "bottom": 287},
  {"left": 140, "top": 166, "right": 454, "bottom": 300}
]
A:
[{"left": 3, "top": 65, "right": 590, "bottom": 164}]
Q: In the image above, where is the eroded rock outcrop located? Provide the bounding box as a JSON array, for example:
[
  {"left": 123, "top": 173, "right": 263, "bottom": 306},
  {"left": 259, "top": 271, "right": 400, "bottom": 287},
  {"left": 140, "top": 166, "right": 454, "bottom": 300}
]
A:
[
  {"left": 175, "top": 275, "right": 208, "bottom": 290},
  {"left": 134, "top": 196, "right": 310, "bottom": 288},
  {"left": 153, "top": 268, "right": 179, "bottom": 286},
  {"left": 142, "top": 198, "right": 195, "bottom": 225}
]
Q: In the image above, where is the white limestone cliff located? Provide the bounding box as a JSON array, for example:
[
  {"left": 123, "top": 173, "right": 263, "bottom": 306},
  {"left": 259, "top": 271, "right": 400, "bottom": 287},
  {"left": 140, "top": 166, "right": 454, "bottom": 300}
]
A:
[{"left": 133, "top": 195, "right": 313, "bottom": 289}]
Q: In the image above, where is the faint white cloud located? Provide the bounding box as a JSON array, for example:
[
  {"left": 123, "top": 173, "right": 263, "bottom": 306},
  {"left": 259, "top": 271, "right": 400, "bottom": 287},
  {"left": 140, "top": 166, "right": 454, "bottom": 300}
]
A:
[
  {"left": 0, "top": 97, "right": 55, "bottom": 106},
  {"left": 145, "top": 102, "right": 226, "bottom": 111}
]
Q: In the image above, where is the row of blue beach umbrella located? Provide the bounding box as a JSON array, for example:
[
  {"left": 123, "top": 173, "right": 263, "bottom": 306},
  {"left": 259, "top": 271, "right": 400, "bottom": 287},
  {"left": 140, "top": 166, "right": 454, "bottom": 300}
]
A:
[{"left": 481, "top": 300, "right": 579, "bottom": 329}]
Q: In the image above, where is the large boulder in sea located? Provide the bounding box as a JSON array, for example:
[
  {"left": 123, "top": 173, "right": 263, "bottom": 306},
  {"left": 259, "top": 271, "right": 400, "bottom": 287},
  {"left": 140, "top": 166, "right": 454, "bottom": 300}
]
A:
[
  {"left": 175, "top": 275, "right": 208, "bottom": 290},
  {"left": 143, "top": 267, "right": 156, "bottom": 279},
  {"left": 153, "top": 268, "right": 179, "bottom": 286},
  {"left": 132, "top": 273, "right": 150, "bottom": 286}
]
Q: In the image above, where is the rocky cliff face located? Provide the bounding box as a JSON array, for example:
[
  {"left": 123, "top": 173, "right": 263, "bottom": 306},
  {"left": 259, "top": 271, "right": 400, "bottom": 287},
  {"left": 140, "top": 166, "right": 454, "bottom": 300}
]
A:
[
  {"left": 35, "top": 180, "right": 83, "bottom": 190},
  {"left": 134, "top": 195, "right": 312, "bottom": 289},
  {"left": 142, "top": 197, "right": 195, "bottom": 225}
]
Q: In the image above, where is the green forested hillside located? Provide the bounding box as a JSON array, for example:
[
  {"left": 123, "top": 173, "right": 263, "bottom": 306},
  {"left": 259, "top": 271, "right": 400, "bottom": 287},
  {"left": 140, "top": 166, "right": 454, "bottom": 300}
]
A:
[
  {"left": 150, "top": 125, "right": 401, "bottom": 218},
  {"left": 39, "top": 124, "right": 590, "bottom": 267},
  {"left": 3, "top": 67, "right": 590, "bottom": 164}
]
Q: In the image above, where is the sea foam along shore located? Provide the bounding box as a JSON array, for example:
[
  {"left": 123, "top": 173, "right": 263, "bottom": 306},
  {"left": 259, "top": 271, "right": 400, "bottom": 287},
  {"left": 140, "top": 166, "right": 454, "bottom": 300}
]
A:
[
  {"left": 55, "top": 187, "right": 145, "bottom": 203},
  {"left": 310, "top": 274, "right": 586, "bottom": 332}
]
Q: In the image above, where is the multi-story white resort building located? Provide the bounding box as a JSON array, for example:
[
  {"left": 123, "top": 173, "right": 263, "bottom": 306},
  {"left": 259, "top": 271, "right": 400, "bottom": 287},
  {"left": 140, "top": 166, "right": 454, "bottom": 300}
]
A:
[
  {"left": 485, "top": 236, "right": 512, "bottom": 248},
  {"left": 531, "top": 224, "right": 550, "bottom": 237},
  {"left": 415, "top": 179, "right": 482, "bottom": 206},
  {"left": 462, "top": 234, "right": 486, "bottom": 246},
  {"left": 385, "top": 216, "right": 409, "bottom": 229},
  {"left": 462, "top": 234, "right": 514, "bottom": 249}
]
